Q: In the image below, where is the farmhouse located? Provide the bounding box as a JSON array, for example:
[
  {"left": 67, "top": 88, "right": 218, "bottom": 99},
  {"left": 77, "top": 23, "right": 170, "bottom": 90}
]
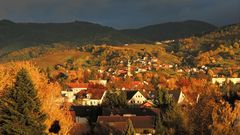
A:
[{"left": 76, "top": 89, "right": 107, "bottom": 106}]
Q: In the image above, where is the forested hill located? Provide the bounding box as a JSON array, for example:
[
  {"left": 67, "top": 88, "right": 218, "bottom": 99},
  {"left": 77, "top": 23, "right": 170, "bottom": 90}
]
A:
[
  {"left": 0, "top": 20, "right": 135, "bottom": 53},
  {"left": 122, "top": 20, "right": 216, "bottom": 41},
  {"left": 0, "top": 20, "right": 216, "bottom": 54}
]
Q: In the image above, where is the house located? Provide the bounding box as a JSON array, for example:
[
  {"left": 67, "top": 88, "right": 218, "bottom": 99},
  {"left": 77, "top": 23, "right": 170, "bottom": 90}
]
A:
[
  {"left": 89, "top": 80, "right": 107, "bottom": 86},
  {"left": 96, "top": 115, "right": 155, "bottom": 135},
  {"left": 126, "top": 90, "right": 147, "bottom": 105},
  {"left": 76, "top": 89, "right": 107, "bottom": 106},
  {"left": 61, "top": 82, "right": 89, "bottom": 102},
  {"left": 66, "top": 82, "right": 88, "bottom": 94},
  {"left": 168, "top": 89, "right": 186, "bottom": 104},
  {"left": 212, "top": 78, "right": 240, "bottom": 85},
  {"left": 61, "top": 91, "right": 76, "bottom": 102},
  {"left": 151, "top": 58, "right": 158, "bottom": 63}
]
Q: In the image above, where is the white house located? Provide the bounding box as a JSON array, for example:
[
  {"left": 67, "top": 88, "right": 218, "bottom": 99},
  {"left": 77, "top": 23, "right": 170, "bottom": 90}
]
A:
[
  {"left": 212, "top": 78, "right": 240, "bottom": 85},
  {"left": 61, "top": 82, "right": 89, "bottom": 102},
  {"left": 89, "top": 80, "right": 107, "bottom": 86},
  {"left": 61, "top": 91, "right": 76, "bottom": 102},
  {"left": 77, "top": 90, "right": 107, "bottom": 106},
  {"left": 66, "top": 82, "right": 88, "bottom": 94},
  {"left": 126, "top": 90, "right": 147, "bottom": 105}
]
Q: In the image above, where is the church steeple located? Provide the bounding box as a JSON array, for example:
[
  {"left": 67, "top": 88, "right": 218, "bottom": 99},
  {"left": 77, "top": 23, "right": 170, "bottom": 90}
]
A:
[{"left": 127, "top": 59, "right": 132, "bottom": 77}]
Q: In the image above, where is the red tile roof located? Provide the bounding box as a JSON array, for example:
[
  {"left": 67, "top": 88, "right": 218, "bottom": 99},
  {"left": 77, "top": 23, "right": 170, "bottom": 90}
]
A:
[
  {"left": 121, "top": 81, "right": 144, "bottom": 90},
  {"left": 66, "top": 82, "right": 89, "bottom": 89},
  {"left": 141, "top": 101, "right": 154, "bottom": 108},
  {"left": 76, "top": 89, "right": 106, "bottom": 100}
]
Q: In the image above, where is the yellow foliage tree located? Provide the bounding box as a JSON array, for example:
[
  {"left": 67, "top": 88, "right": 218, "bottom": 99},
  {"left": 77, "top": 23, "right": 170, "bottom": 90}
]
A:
[
  {"left": 0, "top": 62, "right": 74, "bottom": 134},
  {"left": 211, "top": 101, "right": 240, "bottom": 135}
]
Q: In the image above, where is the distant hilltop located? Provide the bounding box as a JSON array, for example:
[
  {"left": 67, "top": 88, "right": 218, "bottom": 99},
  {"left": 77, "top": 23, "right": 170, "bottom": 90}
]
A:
[{"left": 0, "top": 19, "right": 216, "bottom": 53}]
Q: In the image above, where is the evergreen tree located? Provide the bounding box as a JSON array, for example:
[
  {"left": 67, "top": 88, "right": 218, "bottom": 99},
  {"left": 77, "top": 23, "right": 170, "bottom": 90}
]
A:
[
  {"left": 155, "top": 114, "right": 166, "bottom": 135},
  {"left": 125, "top": 119, "right": 135, "bottom": 135},
  {"left": 102, "top": 90, "right": 127, "bottom": 108},
  {"left": 154, "top": 88, "right": 174, "bottom": 111},
  {"left": 0, "top": 68, "right": 47, "bottom": 135},
  {"left": 153, "top": 88, "right": 188, "bottom": 135}
]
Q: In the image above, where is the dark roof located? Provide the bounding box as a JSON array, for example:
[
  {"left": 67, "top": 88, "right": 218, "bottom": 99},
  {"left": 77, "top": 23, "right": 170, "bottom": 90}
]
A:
[
  {"left": 125, "top": 90, "right": 138, "bottom": 100},
  {"left": 102, "top": 107, "right": 159, "bottom": 116},
  {"left": 71, "top": 106, "right": 102, "bottom": 123},
  {"left": 168, "top": 89, "right": 181, "bottom": 102},
  {"left": 97, "top": 116, "right": 155, "bottom": 129}
]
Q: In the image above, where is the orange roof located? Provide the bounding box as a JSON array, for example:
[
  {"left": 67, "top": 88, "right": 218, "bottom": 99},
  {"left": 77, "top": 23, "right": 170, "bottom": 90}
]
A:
[
  {"left": 121, "top": 81, "right": 144, "bottom": 90},
  {"left": 76, "top": 89, "right": 106, "bottom": 100},
  {"left": 66, "top": 82, "right": 89, "bottom": 89},
  {"left": 141, "top": 101, "right": 154, "bottom": 108}
]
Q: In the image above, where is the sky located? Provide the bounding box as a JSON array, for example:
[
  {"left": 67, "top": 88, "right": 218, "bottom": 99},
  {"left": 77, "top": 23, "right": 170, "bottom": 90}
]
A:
[{"left": 0, "top": 0, "right": 239, "bottom": 29}]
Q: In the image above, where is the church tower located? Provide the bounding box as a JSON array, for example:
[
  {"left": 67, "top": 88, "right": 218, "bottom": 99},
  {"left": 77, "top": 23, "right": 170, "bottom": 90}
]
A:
[{"left": 127, "top": 60, "right": 133, "bottom": 77}]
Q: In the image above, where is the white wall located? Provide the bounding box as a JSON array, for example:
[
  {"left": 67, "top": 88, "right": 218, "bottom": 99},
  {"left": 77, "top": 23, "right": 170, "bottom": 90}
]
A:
[{"left": 128, "top": 91, "right": 147, "bottom": 105}]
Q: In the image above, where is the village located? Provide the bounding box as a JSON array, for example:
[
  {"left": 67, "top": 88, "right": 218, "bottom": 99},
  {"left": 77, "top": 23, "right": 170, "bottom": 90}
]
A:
[{"left": 58, "top": 53, "right": 240, "bottom": 135}]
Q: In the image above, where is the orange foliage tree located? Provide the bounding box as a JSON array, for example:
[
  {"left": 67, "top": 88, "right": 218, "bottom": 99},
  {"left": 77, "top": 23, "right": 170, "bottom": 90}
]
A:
[
  {"left": 0, "top": 62, "right": 74, "bottom": 134},
  {"left": 211, "top": 101, "right": 240, "bottom": 135}
]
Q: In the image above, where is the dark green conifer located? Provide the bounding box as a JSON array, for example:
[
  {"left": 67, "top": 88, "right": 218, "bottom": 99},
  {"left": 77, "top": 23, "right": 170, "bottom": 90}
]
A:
[
  {"left": 155, "top": 114, "right": 166, "bottom": 135},
  {"left": 0, "top": 68, "right": 47, "bottom": 135}
]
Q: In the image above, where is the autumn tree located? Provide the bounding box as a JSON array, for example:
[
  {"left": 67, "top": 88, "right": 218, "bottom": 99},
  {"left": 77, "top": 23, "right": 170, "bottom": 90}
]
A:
[
  {"left": 0, "top": 62, "right": 74, "bottom": 134},
  {"left": 0, "top": 69, "right": 47, "bottom": 134},
  {"left": 221, "top": 82, "right": 240, "bottom": 108},
  {"left": 188, "top": 87, "right": 221, "bottom": 135},
  {"left": 211, "top": 101, "right": 240, "bottom": 135}
]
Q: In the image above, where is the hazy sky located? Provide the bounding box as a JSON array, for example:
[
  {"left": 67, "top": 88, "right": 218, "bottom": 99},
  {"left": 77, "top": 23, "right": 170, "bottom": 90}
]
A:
[{"left": 0, "top": 0, "right": 239, "bottom": 29}]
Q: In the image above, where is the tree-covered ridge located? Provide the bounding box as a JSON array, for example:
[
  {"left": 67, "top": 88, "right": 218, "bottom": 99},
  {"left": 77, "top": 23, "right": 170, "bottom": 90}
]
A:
[
  {"left": 0, "top": 20, "right": 216, "bottom": 55},
  {"left": 122, "top": 20, "right": 216, "bottom": 41},
  {"left": 167, "top": 23, "right": 240, "bottom": 67}
]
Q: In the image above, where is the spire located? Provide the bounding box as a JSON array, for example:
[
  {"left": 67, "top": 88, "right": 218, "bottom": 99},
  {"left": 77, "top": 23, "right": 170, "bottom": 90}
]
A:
[{"left": 127, "top": 59, "right": 133, "bottom": 77}]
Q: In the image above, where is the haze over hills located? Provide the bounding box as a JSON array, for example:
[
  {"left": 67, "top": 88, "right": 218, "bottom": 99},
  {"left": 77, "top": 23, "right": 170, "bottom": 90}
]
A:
[{"left": 0, "top": 19, "right": 216, "bottom": 54}]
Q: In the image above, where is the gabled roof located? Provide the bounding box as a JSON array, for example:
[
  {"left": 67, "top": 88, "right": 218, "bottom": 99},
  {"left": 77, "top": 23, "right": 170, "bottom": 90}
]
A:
[
  {"left": 76, "top": 89, "right": 106, "bottom": 100},
  {"left": 126, "top": 90, "right": 138, "bottom": 100},
  {"left": 141, "top": 101, "right": 154, "bottom": 108},
  {"left": 107, "top": 122, "right": 128, "bottom": 132},
  {"left": 121, "top": 81, "right": 144, "bottom": 90},
  {"left": 97, "top": 116, "right": 155, "bottom": 129},
  {"left": 168, "top": 89, "right": 182, "bottom": 102}
]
